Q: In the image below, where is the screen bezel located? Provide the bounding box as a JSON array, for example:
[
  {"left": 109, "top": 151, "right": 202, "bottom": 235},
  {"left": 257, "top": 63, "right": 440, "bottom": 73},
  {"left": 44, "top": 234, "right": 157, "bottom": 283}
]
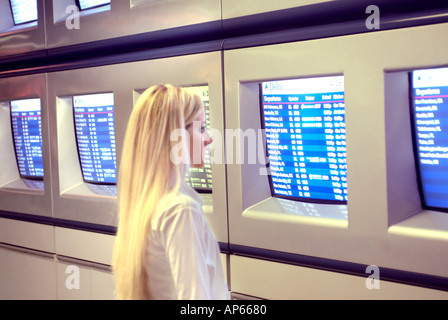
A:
[
  {"left": 408, "top": 67, "right": 448, "bottom": 213},
  {"left": 9, "top": 0, "right": 38, "bottom": 26},
  {"left": 72, "top": 92, "right": 117, "bottom": 186},
  {"left": 258, "top": 77, "right": 347, "bottom": 205},
  {"left": 9, "top": 98, "right": 44, "bottom": 181}
]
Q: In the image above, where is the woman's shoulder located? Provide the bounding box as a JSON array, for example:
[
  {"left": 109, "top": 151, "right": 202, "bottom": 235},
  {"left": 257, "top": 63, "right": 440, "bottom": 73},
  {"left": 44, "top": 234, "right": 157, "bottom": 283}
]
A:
[
  {"left": 150, "top": 188, "right": 205, "bottom": 237},
  {"left": 163, "top": 186, "right": 199, "bottom": 208},
  {"left": 154, "top": 186, "right": 202, "bottom": 221},
  {"left": 165, "top": 192, "right": 199, "bottom": 213}
]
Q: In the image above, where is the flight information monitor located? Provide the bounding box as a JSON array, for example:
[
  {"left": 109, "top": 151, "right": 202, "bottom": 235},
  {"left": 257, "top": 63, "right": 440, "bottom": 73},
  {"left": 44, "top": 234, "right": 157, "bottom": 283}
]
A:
[
  {"left": 77, "top": 0, "right": 110, "bottom": 10},
  {"left": 10, "top": 98, "right": 44, "bottom": 179},
  {"left": 261, "top": 76, "right": 347, "bottom": 204},
  {"left": 10, "top": 0, "right": 38, "bottom": 25},
  {"left": 73, "top": 93, "right": 117, "bottom": 184},
  {"left": 410, "top": 67, "right": 448, "bottom": 212},
  {"left": 184, "top": 86, "right": 212, "bottom": 192}
]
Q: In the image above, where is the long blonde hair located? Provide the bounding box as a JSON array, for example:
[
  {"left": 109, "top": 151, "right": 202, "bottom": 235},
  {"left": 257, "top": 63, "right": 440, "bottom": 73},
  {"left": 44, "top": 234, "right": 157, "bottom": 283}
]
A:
[{"left": 113, "top": 84, "right": 203, "bottom": 299}]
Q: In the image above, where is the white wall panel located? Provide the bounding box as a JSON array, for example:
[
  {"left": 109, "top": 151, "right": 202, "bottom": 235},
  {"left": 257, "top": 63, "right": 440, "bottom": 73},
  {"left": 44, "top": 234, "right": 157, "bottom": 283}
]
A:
[
  {"left": 0, "top": 246, "right": 57, "bottom": 300},
  {"left": 0, "top": 218, "right": 54, "bottom": 253},
  {"left": 0, "top": 74, "right": 52, "bottom": 217},
  {"left": 230, "top": 255, "right": 448, "bottom": 300},
  {"left": 47, "top": 51, "right": 228, "bottom": 244},
  {"left": 224, "top": 23, "right": 448, "bottom": 278},
  {"left": 45, "top": 0, "right": 221, "bottom": 49}
]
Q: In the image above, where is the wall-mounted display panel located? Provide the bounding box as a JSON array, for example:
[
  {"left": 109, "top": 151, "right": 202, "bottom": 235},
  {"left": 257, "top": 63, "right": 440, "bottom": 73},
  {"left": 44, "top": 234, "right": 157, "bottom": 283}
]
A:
[
  {"left": 409, "top": 67, "right": 448, "bottom": 212},
  {"left": 72, "top": 93, "right": 117, "bottom": 185},
  {"left": 48, "top": 79, "right": 121, "bottom": 228},
  {"left": 0, "top": 73, "right": 52, "bottom": 217},
  {"left": 77, "top": 0, "right": 110, "bottom": 11},
  {"left": 260, "top": 76, "right": 347, "bottom": 204},
  {"left": 224, "top": 22, "right": 448, "bottom": 280},
  {"left": 0, "top": 0, "right": 45, "bottom": 58},
  {"left": 10, "top": 98, "right": 44, "bottom": 180},
  {"left": 128, "top": 53, "right": 226, "bottom": 244},
  {"left": 10, "top": 0, "right": 38, "bottom": 25},
  {"left": 46, "top": 0, "right": 221, "bottom": 49},
  {"left": 48, "top": 51, "right": 227, "bottom": 244}
]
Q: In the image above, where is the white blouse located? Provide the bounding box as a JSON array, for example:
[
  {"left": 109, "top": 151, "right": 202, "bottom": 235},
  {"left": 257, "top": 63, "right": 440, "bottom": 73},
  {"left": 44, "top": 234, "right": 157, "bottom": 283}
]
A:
[{"left": 146, "top": 182, "right": 229, "bottom": 300}]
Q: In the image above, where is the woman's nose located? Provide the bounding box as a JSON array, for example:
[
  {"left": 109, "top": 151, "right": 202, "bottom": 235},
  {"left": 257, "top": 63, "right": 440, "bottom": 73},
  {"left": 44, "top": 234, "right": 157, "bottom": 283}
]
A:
[{"left": 204, "top": 130, "right": 213, "bottom": 146}]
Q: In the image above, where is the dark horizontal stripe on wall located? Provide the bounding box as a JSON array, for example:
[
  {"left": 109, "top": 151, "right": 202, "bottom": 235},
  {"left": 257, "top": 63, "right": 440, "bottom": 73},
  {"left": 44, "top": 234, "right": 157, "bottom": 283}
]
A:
[
  {"left": 0, "top": 210, "right": 231, "bottom": 253},
  {"left": 0, "top": 210, "right": 116, "bottom": 235},
  {"left": 0, "top": 41, "right": 224, "bottom": 79},
  {"left": 0, "top": 20, "right": 224, "bottom": 74},
  {"left": 229, "top": 244, "right": 448, "bottom": 293}
]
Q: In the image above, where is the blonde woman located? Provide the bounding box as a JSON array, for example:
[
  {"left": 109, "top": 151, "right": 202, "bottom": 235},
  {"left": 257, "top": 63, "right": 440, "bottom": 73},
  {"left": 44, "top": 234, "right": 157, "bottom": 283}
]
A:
[{"left": 113, "top": 84, "right": 229, "bottom": 300}]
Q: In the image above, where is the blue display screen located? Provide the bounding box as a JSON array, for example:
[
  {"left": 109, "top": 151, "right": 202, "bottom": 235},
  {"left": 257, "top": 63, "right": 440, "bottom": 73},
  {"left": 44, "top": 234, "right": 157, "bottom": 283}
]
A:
[
  {"left": 78, "top": 0, "right": 110, "bottom": 10},
  {"left": 10, "top": 98, "right": 44, "bottom": 179},
  {"left": 261, "top": 76, "right": 347, "bottom": 204},
  {"left": 73, "top": 93, "right": 117, "bottom": 184},
  {"left": 10, "top": 0, "right": 38, "bottom": 25},
  {"left": 411, "top": 67, "right": 448, "bottom": 211}
]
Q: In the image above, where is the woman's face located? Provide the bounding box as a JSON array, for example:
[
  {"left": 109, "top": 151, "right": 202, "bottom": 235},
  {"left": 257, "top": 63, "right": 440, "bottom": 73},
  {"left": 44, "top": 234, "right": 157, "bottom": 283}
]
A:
[{"left": 187, "top": 109, "right": 212, "bottom": 168}]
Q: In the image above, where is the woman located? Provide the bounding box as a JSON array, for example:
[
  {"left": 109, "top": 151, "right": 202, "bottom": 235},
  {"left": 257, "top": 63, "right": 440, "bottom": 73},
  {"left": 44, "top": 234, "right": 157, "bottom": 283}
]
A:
[{"left": 113, "top": 84, "right": 229, "bottom": 300}]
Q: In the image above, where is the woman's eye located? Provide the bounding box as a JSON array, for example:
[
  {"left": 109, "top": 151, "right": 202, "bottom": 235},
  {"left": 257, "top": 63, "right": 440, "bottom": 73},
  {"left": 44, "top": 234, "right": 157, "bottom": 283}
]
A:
[{"left": 201, "top": 126, "right": 206, "bottom": 133}]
